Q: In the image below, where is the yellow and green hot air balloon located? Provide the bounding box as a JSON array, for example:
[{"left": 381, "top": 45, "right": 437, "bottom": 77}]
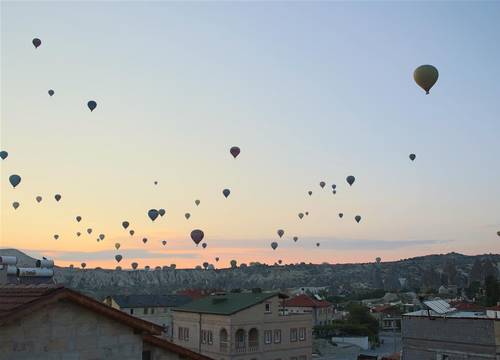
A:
[{"left": 414, "top": 65, "right": 439, "bottom": 94}]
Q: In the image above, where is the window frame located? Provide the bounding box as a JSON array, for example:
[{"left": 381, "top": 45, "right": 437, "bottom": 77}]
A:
[
  {"left": 298, "top": 327, "right": 306, "bottom": 341},
  {"left": 290, "top": 328, "right": 298, "bottom": 342},
  {"left": 273, "top": 329, "right": 281, "bottom": 344},
  {"left": 264, "top": 330, "right": 272, "bottom": 344}
]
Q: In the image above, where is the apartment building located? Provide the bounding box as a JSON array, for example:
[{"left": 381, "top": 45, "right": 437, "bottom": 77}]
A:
[
  {"left": 284, "top": 294, "right": 334, "bottom": 326},
  {"left": 103, "top": 294, "right": 192, "bottom": 336},
  {"left": 172, "top": 290, "right": 312, "bottom": 360}
]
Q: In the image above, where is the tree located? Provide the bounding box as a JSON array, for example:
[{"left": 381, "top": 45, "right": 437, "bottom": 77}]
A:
[{"left": 484, "top": 275, "right": 500, "bottom": 306}]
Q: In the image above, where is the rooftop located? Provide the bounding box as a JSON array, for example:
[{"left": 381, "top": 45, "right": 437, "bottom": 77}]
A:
[
  {"left": 108, "top": 294, "right": 192, "bottom": 308},
  {"left": 174, "top": 291, "right": 287, "bottom": 315},
  {"left": 285, "top": 294, "right": 332, "bottom": 308},
  {"left": 403, "top": 309, "right": 490, "bottom": 319}
]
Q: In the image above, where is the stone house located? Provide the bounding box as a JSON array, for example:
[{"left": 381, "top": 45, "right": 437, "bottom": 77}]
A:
[
  {"left": 0, "top": 284, "right": 212, "bottom": 360},
  {"left": 172, "top": 290, "right": 312, "bottom": 360},
  {"left": 284, "top": 294, "right": 334, "bottom": 326}
]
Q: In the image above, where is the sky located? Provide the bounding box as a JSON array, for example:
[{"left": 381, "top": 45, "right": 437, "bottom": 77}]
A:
[{"left": 1, "top": 1, "right": 499, "bottom": 269}]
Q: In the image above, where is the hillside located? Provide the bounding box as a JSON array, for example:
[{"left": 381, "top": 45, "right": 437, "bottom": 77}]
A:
[{"left": 1, "top": 248, "right": 498, "bottom": 299}]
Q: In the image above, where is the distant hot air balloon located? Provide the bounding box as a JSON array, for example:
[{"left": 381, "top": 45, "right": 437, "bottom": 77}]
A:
[
  {"left": 203, "top": 262, "right": 209, "bottom": 269},
  {"left": 115, "top": 255, "right": 122, "bottom": 263},
  {"left": 0, "top": 151, "right": 8, "bottom": 160},
  {"left": 230, "top": 260, "right": 237, "bottom": 268},
  {"left": 277, "top": 229, "right": 284, "bottom": 238},
  {"left": 332, "top": 190, "right": 337, "bottom": 195},
  {"left": 76, "top": 216, "right": 82, "bottom": 222},
  {"left": 355, "top": 215, "right": 362, "bottom": 223},
  {"left": 409, "top": 153, "right": 416, "bottom": 161},
  {"left": 191, "top": 229, "right": 204, "bottom": 246},
  {"left": 230, "top": 146, "right": 241, "bottom": 158},
  {"left": 298, "top": 213, "right": 304, "bottom": 219},
  {"left": 54, "top": 234, "right": 59, "bottom": 240},
  {"left": 215, "top": 257, "right": 220, "bottom": 262},
  {"left": 87, "top": 100, "right": 97, "bottom": 112},
  {"left": 162, "top": 240, "right": 167, "bottom": 246},
  {"left": 331, "top": 184, "right": 336, "bottom": 190},
  {"left": 308, "top": 191, "right": 312, "bottom": 196},
  {"left": 54, "top": 194, "right": 62, "bottom": 202},
  {"left": 32, "top": 38, "right": 42, "bottom": 48},
  {"left": 319, "top": 181, "right": 326, "bottom": 188},
  {"left": 414, "top": 65, "right": 439, "bottom": 94},
  {"left": 81, "top": 262, "right": 86, "bottom": 269},
  {"left": 129, "top": 230, "right": 135, "bottom": 236},
  {"left": 145, "top": 266, "right": 150, "bottom": 271},
  {"left": 278, "top": 259, "right": 282, "bottom": 265},
  {"left": 36, "top": 196, "right": 42, "bottom": 203},
  {"left": 48, "top": 89, "right": 54, "bottom": 96},
  {"left": 142, "top": 238, "right": 148, "bottom": 244},
  {"left": 202, "top": 243, "right": 207, "bottom": 249},
  {"left": 338, "top": 213, "right": 343, "bottom": 218},
  {"left": 305, "top": 212, "right": 309, "bottom": 216},
  {"left": 159, "top": 209, "right": 166, "bottom": 217},
  {"left": 115, "top": 243, "right": 120, "bottom": 250},
  {"left": 87, "top": 228, "right": 92, "bottom": 234},
  {"left": 497, "top": 231, "right": 500, "bottom": 237},
  {"left": 154, "top": 181, "right": 158, "bottom": 185},
  {"left": 131, "top": 262, "right": 138, "bottom": 270},
  {"left": 148, "top": 209, "right": 159, "bottom": 221},
  {"left": 9, "top": 174, "right": 21, "bottom": 188},
  {"left": 271, "top": 242, "right": 278, "bottom": 250},
  {"left": 346, "top": 175, "right": 355, "bottom": 186},
  {"left": 195, "top": 199, "right": 200, "bottom": 206},
  {"left": 185, "top": 213, "right": 191, "bottom": 220},
  {"left": 316, "top": 242, "right": 320, "bottom": 247},
  {"left": 122, "top": 221, "right": 129, "bottom": 229},
  {"left": 222, "top": 189, "right": 231, "bottom": 198},
  {"left": 76, "top": 232, "right": 81, "bottom": 237},
  {"left": 293, "top": 236, "right": 298, "bottom": 242},
  {"left": 99, "top": 234, "right": 105, "bottom": 240},
  {"left": 12, "top": 202, "right": 20, "bottom": 210}
]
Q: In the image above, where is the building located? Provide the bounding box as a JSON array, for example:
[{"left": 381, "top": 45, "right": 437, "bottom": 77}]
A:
[
  {"left": 0, "top": 284, "right": 212, "bottom": 360},
  {"left": 371, "top": 305, "right": 402, "bottom": 331},
  {"left": 284, "top": 294, "right": 334, "bottom": 326},
  {"left": 172, "top": 290, "right": 312, "bottom": 360},
  {"left": 402, "top": 300, "right": 500, "bottom": 360},
  {"left": 103, "top": 294, "right": 192, "bottom": 336}
]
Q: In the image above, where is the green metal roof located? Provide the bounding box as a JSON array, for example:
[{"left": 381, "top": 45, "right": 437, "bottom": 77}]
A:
[{"left": 173, "top": 292, "right": 285, "bottom": 315}]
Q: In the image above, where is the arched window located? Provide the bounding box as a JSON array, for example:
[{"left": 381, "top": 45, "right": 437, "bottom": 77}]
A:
[
  {"left": 248, "top": 328, "right": 259, "bottom": 350},
  {"left": 220, "top": 328, "right": 228, "bottom": 352},
  {"left": 235, "top": 329, "right": 246, "bottom": 350}
]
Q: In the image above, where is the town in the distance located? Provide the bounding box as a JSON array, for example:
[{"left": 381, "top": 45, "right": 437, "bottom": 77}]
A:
[{"left": 1, "top": 248, "right": 498, "bottom": 360}]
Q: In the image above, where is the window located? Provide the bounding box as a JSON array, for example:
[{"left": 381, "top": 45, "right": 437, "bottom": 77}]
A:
[
  {"left": 299, "top": 327, "right": 306, "bottom": 341},
  {"left": 249, "top": 328, "right": 258, "bottom": 348},
  {"left": 235, "top": 329, "right": 245, "bottom": 349},
  {"left": 178, "top": 327, "right": 183, "bottom": 340},
  {"left": 220, "top": 328, "right": 229, "bottom": 352},
  {"left": 290, "top": 328, "right": 298, "bottom": 342},
  {"left": 208, "top": 330, "right": 213, "bottom": 345},
  {"left": 178, "top": 327, "right": 189, "bottom": 341},
  {"left": 202, "top": 330, "right": 207, "bottom": 344},
  {"left": 265, "top": 303, "right": 271, "bottom": 313},
  {"left": 130, "top": 308, "right": 134, "bottom": 314},
  {"left": 201, "top": 330, "right": 213, "bottom": 345},
  {"left": 183, "top": 328, "right": 189, "bottom": 341},
  {"left": 274, "top": 330, "right": 281, "bottom": 344},
  {"left": 151, "top": 308, "right": 155, "bottom": 314},
  {"left": 264, "top": 330, "right": 272, "bottom": 344},
  {"left": 143, "top": 308, "right": 149, "bottom": 315}
]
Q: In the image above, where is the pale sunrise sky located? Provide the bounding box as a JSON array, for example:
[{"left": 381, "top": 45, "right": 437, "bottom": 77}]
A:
[{"left": 1, "top": 1, "right": 499, "bottom": 269}]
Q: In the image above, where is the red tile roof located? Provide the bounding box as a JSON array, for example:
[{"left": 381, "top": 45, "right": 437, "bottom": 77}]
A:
[
  {"left": 284, "top": 294, "right": 331, "bottom": 308},
  {"left": 449, "top": 301, "right": 485, "bottom": 312}
]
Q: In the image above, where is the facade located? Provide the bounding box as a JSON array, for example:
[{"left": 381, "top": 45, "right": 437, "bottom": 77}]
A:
[
  {"left": 371, "top": 305, "right": 402, "bottom": 331},
  {"left": 104, "top": 294, "right": 192, "bottom": 336},
  {"left": 402, "top": 309, "right": 500, "bottom": 360},
  {"left": 172, "top": 291, "right": 312, "bottom": 360},
  {"left": 284, "top": 294, "right": 334, "bottom": 326},
  {"left": 0, "top": 284, "right": 212, "bottom": 360}
]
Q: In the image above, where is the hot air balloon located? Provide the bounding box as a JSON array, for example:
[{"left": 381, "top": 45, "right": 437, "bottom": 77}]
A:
[
  {"left": 36, "top": 196, "right": 42, "bottom": 203},
  {"left": 191, "top": 229, "right": 204, "bottom": 246},
  {"left": 195, "top": 199, "right": 200, "bottom": 206},
  {"left": 76, "top": 216, "right": 82, "bottom": 222},
  {"left": 54, "top": 194, "right": 62, "bottom": 202},
  {"left": 293, "top": 236, "right": 298, "bottom": 242},
  {"left": 0, "top": 151, "right": 7, "bottom": 160},
  {"left": 159, "top": 209, "right": 166, "bottom": 217},
  {"left": 409, "top": 153, "right": 416, "bottom": 161},
  {"left": 32, "top": 38, "right": 42, "bottom": 48},
  {"left": 76, "top": 232, "right": 81, "bottom": 237},
  {"left": 338, "top": 213, "right": 343, "bottom": 218},
  {"left": 414, "top": 65, "right": 439, "bottom": 94},
  {"left": 278, "top": 259, "right": 282, "bottom": 265},
  {"left": 185, "top": 213, "right": 191, "bottom": 220},
  {"left": 277, "top": 229, "right": 284, "bottom": 238},
  {"left": 115, "top": 243, "right": 120, "bottom": 250},
  {"left": 298, "top": 213, "right": 304, "bottom": 219},
  {"left": 81, "top": 262, "right": 86, "bottom": 269},
  {"left": 99, "top": 234, "right": 105, "bottom": 240},
  {"left": 331, "top": 184, "right": 336, "bottom": 190},
  {"left": 148, "top": 209, "right": 159, "bottom": 221},
  {"left": 154, "top": 181, "right": 158, "bottom": 185},
  {"left": 222, "top": 189, "right": 231, "bottom": 198},
  {"left": 230, "top": 146, "right": 240, "bottom": 158},
  {"left": 332, "top": 190, "right": 337, "bottom": 195},
  {"left": 346, "top": 175, "right": 355, "bottom": 186},
  {"left": 316, "top": 242, "right": 320, "bottom": 247},
  {"left": 202, "top": 243, "right": 207, "bottom": 249},
  {"left": 230, "top": 260, "right": 237, "bottom": 268},
  {"left": 162, "top": 240, "right": 167, "bottom": 246},
  {"left": 308, "top": 191, "right": 312, "bottom": 196},
  {"left": 122, "top": 221, "right": 129, "bottom": 229},
  {"left": 203, "top": 262, "right": 209, "bottom": 270},
  {"left": 497, "top": 231, "right": 500, "bottom": 237},
  {"left": 355, "top": 215, "right": 362, "bottom": 223},
  {"left": 87, "top": 228, "right": 92, "bottom": 234},
  {"left": 319, "top": 181, "right": 326, "bottom": 188},
  {"left": 48, "top": 89, "right": 54, "bottom": 96},
  {"left": 305, "top": 212, "right": 309, "bottom": 216},
  {"left": 115, "top": 255, "right": 122, "bottom": 263},
  {"left": 87, "top": 100, "right": 97, "bottom": 112},
  {"left": 12, "top": 202, "right": 20, "bottom": 210},
  {"left": 129, "top": 230, "right": 135, "bottom": 236},
  {"left": 215, "top": 257, "right": 220, "bottom": 262},
  {"left": 131, "top": 262, "right": 138, "bottom": 270},
  {"left": 271, "top": 242, "right": 278, "bottom": 250},
  {"left": 54, "top": 234, "right": 59, "bottom": 240},
  {"left": 9, "top": 174, "right": 21, "bottom": 188},
  {"left": 142, "top": 238, "right": 148, "bottom": 244}
]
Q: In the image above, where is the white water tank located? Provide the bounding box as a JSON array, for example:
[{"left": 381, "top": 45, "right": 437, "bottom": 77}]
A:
[
  {"left": 0, "top": 256, "right": 18, "bottom": 265},
  {"left": 17, "top": 267, "right": 54, "bottom": 277}
]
